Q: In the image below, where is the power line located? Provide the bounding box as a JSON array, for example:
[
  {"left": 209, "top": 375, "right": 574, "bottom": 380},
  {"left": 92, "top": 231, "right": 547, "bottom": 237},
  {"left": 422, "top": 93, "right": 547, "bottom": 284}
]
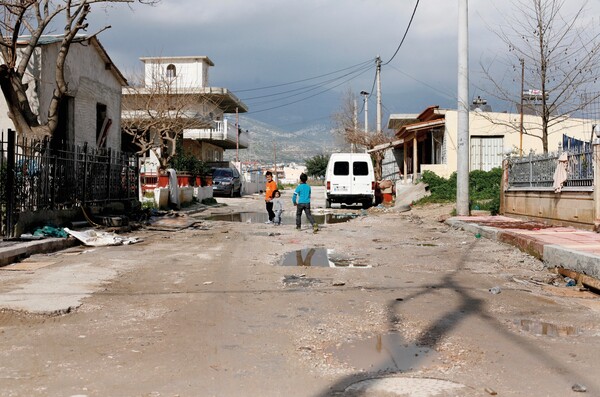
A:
[
  {"left": 240, "top": 62, "right": 373, "bottom": 103},
  {"left": 386, "top": 63, "right": 456, "bottom": 100},
  {"left": 382, "top": 0, "right": 420, "bottom": 66},
  {"left": 232, "top": 58, "right": 374, "bottom": 93},
  {"left": 247, "top": 65, "right": 373, "bottom": 115}
]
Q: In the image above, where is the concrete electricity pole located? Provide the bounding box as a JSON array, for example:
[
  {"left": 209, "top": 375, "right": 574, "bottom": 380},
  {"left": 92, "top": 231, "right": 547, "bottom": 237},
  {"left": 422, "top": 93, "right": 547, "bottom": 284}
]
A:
[
  {"left": 376, "top": 56, "right": 382, "bottom": 134},
  {"left": 360, "top": 90, "right": 369, "bottom": 133},
  {"left": 353, "top": 98, "right": 358, "bottom": 153},
  {"left": 456, "top": 0, "right": 470, "bottom": 216}
]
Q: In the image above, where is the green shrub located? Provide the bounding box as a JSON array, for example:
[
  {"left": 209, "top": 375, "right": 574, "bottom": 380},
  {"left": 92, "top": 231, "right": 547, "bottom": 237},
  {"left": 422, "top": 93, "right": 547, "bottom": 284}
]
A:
[{"left": 418, "top": 168, "right": 501, "bottom": 214}]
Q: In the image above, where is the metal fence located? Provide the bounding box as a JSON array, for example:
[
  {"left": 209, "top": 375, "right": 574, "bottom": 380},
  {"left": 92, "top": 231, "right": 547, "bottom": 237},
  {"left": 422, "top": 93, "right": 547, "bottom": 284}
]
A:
[
  {"left": 0, "top": 129, "right": 138, "bottom": 238},
  {"left": 507, "top": 146, "right": 593, "bottom": 189}
]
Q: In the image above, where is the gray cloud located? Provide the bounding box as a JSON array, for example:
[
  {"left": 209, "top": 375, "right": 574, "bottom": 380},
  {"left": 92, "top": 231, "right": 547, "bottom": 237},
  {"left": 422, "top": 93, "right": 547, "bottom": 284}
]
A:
[{"left": 88, "top": 0, "right": 600, "bottom": 130}]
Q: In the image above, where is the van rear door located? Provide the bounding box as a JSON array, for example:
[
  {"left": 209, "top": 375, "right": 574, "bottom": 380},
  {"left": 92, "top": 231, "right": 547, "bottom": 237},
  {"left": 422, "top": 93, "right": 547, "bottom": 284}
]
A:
[
  {"left": 351, "top": 159, "right": 372, "bottom": 196},
  {"left": 330, "top": 160, "right": 352, "bottom": 194}
]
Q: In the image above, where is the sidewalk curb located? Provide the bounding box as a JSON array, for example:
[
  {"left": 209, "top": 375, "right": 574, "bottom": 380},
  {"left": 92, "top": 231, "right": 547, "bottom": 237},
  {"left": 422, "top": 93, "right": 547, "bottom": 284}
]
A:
[
  {"left": 445, "top": 218, "right": 600, "bottom": 279},
  {"left": 0, "top": 238, "right": 79, "bottom": 267}
]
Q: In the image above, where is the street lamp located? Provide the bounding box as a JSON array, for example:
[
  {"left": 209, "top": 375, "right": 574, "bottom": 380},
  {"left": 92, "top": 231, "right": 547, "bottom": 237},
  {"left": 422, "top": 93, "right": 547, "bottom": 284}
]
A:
[{"left": 360, "top": 91, "right": 369, "bottom": 133}]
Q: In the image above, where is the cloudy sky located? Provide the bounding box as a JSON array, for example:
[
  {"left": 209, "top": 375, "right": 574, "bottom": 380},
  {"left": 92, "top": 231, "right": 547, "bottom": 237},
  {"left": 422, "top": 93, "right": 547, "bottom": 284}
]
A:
[{"left": 89, "top": 0, "right": 600, "bottom": 131}]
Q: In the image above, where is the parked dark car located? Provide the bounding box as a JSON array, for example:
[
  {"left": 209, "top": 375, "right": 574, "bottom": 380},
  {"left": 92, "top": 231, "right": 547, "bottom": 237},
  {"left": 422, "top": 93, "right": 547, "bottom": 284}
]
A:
[{"left": 212, "top": 167, "right": 242, "bottom": 197}]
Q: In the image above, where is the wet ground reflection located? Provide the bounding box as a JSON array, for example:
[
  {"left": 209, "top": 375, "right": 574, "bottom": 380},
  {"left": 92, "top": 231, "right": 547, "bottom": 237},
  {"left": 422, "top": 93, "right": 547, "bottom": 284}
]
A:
[
  {"left": 279, "top": 248, "right": 370, "bottom": 268},
  {"left": 206, "top": 211, "right": 358, "bottom": 224}
]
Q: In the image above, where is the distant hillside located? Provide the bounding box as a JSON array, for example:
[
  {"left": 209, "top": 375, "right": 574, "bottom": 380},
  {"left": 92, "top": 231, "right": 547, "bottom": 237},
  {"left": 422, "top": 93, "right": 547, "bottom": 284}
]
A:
[{"left": 224, "top": 116, "right": 349, "bottom": 164}]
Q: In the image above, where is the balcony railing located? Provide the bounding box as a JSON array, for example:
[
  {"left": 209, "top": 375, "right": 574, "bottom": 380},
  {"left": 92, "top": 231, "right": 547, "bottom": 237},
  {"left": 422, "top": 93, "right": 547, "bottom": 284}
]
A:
[{"left": 183, "top": 119, "right": 248, "bottom": 149}]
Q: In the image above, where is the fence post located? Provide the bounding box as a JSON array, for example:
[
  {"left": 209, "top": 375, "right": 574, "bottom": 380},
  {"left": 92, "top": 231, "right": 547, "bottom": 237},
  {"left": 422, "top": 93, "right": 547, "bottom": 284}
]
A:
[
  {"left": 500, "top": 157, "right": 509, "bottom": 215},
  {"left": 593, "top": 138, "right": 600, "bottom": 231},
  {"left": 5, "top": 129, "right": 15, "bottom": 238},
  {"left": 528, "top": 149, "right": 533, "bottom": 188},
  {"left": 106, "top": 148, "right": 112, "bottom": 201},
  {"left": 82, "top": 142, "right": 88, "bottom": 206}
]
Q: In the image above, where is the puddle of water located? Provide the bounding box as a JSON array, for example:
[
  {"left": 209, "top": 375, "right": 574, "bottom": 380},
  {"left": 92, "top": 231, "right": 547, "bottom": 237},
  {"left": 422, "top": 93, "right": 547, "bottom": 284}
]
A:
[
  {"left": 314, "top": 213, "right": 359, "bottom": 224},
  {"left": 327, "top": 333, "right": 439, "bottom": 372},
  {"left": 516, "top": 319, "right": 581, "bottom": 336},
  {"left": 206, "top": 211, "right": 357, "bottom": 225},
  {"left": 207, "top": 212, "right": 269, "bottom": 223},
  {"left": 281, "top": 248, "right": 331, "bottom": 267},
  {"left": 280, "top": 248, "right": 370, "bottom": 268}
]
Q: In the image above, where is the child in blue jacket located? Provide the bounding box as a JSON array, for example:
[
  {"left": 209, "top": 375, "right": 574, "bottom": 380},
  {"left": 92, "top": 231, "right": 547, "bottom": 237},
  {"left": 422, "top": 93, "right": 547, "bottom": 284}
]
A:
[{"left": 292, "top": 173, "right": 318, "bottom": 232}]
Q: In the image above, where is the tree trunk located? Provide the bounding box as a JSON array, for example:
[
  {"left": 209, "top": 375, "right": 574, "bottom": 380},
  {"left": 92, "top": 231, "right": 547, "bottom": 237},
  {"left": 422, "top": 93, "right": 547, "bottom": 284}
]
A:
[
  {"left": 371, "top": 151, "right": 384, "bottom": 181},
  {"left": 0, "top": 65, "right": 49, "bottom": 138}
]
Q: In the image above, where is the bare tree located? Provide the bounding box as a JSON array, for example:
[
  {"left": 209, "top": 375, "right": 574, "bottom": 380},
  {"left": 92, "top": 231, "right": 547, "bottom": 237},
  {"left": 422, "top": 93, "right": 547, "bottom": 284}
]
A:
[
  {"left": 332, "top": 88, "right": 390, "bottom": 180},
  {"left": 0, "top": 0, "right": 157, "bottom": 138},
  {"left": 121, "top": 71, "right": 225, "bottom": 170},
  {"left": 481, "top": 0, "right": 600, "bottom": 152}
]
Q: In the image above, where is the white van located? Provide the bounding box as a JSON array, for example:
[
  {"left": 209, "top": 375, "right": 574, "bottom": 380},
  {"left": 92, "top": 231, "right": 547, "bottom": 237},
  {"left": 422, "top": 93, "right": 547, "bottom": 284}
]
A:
[{"left": 325, "top": 152, "right": 375, "bottom": 208}]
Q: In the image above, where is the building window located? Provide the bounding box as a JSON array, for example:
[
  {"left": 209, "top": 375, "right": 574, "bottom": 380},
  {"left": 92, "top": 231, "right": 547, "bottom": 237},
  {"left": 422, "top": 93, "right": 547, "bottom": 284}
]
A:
[{"left": 166, "top": 64, "right": 176, "bottom": 78}]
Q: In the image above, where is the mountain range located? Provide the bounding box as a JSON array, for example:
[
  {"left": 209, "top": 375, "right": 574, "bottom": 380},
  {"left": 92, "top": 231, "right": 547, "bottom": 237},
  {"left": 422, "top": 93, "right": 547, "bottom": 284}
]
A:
[{"left": 224, "top": 116, "right": 349, "bottom": 164}]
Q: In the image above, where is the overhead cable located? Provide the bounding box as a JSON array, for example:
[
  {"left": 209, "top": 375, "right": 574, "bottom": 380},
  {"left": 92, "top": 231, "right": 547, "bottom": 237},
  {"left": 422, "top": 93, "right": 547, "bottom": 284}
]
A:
[{"left": 382, "top": 0, "right": 420, "bottom": 66}]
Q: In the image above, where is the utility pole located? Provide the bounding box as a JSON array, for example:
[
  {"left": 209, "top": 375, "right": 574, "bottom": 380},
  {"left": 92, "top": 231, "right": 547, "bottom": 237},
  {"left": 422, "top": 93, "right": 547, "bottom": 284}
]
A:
[
  {"left": 519, "top": 58, "right": 524, "bottom": 157},
  {"left": 360, "top": 90, "right": 369, "bottom": 133},
  {"left": 353, "top": 98, "right": 358, "bottom": 153},
  {"left": 456, "top": 0, "right": 470, "bottom": 216},
  {"left": 235, "top": 107, "right": 239, "bottom": 164},
  {"left": 273, "top": 141, "right": 277, "bottom": 183},
  {"left": 376, "top": 56, "right": 382, "bottom": 134}
]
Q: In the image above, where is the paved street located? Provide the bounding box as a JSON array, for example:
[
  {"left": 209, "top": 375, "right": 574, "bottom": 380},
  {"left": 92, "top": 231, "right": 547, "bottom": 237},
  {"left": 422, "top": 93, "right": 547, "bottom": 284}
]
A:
[{"left": 0, "top": 187, "right": 599, "bottom": 397}]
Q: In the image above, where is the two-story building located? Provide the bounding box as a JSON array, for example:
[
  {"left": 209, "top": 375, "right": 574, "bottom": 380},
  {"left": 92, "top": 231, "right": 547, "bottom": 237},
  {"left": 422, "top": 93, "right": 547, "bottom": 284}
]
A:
[{"left": 121, "top": 56, "right": 248, "bottom": 173}]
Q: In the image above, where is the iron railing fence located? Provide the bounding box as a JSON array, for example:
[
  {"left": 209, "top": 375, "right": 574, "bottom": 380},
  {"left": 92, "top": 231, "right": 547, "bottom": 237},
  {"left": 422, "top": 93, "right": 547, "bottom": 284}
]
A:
[
  {"left": 0, "top": 129, "right": 138, "bottom": 238},
  {"left": 507, "top": 146, "right": 593, "bottom": 189}
]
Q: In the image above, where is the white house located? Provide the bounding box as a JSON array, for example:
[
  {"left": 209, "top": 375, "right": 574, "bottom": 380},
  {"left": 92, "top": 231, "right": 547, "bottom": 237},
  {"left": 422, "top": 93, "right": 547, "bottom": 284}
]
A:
[
  {"left": 0, "top": 35, "right": 127, "bottom": 151},
  {"left": 380, "top": 105, "right": 595, "bottom": 181},
  {"left": 121, "top": 56, "right": 248, "bottom": 171}
]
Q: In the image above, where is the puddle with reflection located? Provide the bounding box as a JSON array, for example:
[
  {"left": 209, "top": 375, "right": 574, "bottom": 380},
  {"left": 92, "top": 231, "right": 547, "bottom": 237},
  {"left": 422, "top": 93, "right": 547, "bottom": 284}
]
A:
[
  {"left": 206, "top": 211, "right": 358, "bottom": 224},
  {"left": 279, "top": 248, "right": 370, "bottom": 268},
  {"left": 327, "top": 333, "right": 439, "bottom": 372},
  {"left": 516, "top": 319, "right": 581, "bottom": 336}
]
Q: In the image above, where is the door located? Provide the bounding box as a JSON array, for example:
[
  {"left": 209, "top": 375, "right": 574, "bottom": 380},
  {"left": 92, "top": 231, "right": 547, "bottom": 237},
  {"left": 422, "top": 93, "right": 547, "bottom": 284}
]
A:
[
  {"left": 331, "top": 160, "right": 352, "bottom": 194},
  {"left": 352, "top": 159, "right": 372, "bottom": 195}
]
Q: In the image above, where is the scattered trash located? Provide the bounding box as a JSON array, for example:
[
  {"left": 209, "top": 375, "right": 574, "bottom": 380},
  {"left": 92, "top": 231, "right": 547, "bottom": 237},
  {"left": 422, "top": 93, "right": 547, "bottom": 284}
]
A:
[
  {"left": 572, "top": 383, "right": 587, "bottom": 393},
  {"left": 484, "top": 387, "right": 497, "bottom": 395},
  {"left": 475, "top": 233, "right": 482, "bottom": 239},
  {"left": 564, "top": 277, "right": 576, "bottom": 287},
  {"left": 33, "top": 225, "right": 68, "bottom": 238},
  {"left": 489, "top": 286, "right": 501, "bottom": 294},
  {"left": 203, "top": 281, "right": 213, "bottom": 285},
  {"left": 64, "top": 228, "right": 142, "bottom": 247},
  {"left": 332, "top": 281, "right": 345, "bottom": 286}
]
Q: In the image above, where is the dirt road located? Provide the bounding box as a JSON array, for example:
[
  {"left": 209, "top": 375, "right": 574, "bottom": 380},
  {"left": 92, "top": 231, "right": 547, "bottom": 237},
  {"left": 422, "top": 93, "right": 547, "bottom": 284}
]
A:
[{"left": 0, "top": 187, "right": 599, "bottom": 397}]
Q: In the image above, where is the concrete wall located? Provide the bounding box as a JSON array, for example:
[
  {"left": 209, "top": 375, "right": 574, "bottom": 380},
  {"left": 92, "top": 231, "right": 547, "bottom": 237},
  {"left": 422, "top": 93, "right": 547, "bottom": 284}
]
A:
[{"left": 502, "top": 190, "right": 595, "bottom": 230}]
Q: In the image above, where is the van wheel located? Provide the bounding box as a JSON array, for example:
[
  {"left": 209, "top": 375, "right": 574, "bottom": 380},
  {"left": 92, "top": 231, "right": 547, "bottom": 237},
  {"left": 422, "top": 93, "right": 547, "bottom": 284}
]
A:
[
  {"left": 361, "top": 200, "right": 371, "bottom": 209},
  {"left": 325, "top": 199, "right": 331, "bottom": 209}
]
